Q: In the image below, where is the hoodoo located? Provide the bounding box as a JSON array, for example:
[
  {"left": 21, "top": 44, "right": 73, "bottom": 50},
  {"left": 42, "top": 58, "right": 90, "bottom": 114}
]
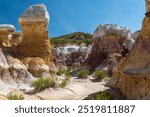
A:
[
  {"left": 18, "top": 4, "right": 53, "bottom": 65},
  {"left": 18, "top": 4, "right": 55, "bottom": 77},
  {"left": 84, "top": 24, "right": 134, "bottom": 74}
]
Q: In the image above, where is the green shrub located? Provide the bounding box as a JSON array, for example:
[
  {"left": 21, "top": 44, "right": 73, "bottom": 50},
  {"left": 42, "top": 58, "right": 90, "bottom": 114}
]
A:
[
  {"left": 56, "top": 68, "right": 72, "bottom": 78},
  {"left": 67, "top": 66, "right": 76, "bottom": 72},
  {"left": 77, "top": 68, "right": 89, "bottom": 78},
  {"left": 7, "top": 92, "right": 24, "bottom": 100},
  {"left": 64, "top": 71, "right": 72, "bottom": 78},
  {"left": 50, "top": 37, "right": 92, "bottom": 47},
  {"left": 91, "top": 92, "right": 113, "bottom": 100},
  {"left": 31, "top": 78, "right": 55, "bottom": 92},
  {"left": 94, "top": 70, "right": 107, "bottom": 80},
  {"left": 59, "top": 78, "right": 69, "bottom": 88},
  {"left": 56, "top": 68, "right": 66, "bottom": 76}
]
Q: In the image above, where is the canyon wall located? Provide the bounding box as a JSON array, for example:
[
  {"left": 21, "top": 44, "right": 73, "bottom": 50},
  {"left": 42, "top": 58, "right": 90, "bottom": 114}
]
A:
[{"left": 109, "top": 0, "right": 150, "bottom": 99}]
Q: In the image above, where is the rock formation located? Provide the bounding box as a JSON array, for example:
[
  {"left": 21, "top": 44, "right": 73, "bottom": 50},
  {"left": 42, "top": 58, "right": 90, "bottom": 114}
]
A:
[
  {"left": 18, "top": 4, "right": 55, "bottom": 77},
  {"left": 54, "top": 44, "right": 92, "bottom": 67},
  {"left": 0, "top": 50, "right": 34, "bottom": 94},
  {"left": 109, "top": 0, "right": 150, "bottom": 99},
  {"left": 0, "top": 4, "right": 55, "bottom": 95},
  {"left": 131, "top": 30, "right": 140, "bottom": 40},
  {"left": 10, "top": 32, "right": 22, "bottom": 46},
  {"left": 84, "top": 24, "right": 135, "bottom": 74},
  {"left": 18, "top": 4, "right": 53, "bottom": 64}
]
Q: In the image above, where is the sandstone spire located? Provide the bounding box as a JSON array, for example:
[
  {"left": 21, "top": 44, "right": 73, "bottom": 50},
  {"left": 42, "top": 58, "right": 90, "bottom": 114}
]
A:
[{"left": 18, "top": 4, "right": 54, "bottom": 66}]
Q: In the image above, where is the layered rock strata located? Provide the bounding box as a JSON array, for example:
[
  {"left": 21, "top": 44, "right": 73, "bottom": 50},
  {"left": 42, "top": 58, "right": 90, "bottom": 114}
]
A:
[
  {"left": 18, "top": 4, "right": 55, "bottom": 77},
  {"left": 109, "top": 0, "right": 150, "bottom": 99},
  {"left": 84, "top": 24, "right": 135, "bottom": 74},
  {"left": 0, "top": 4, "right": 55, "bottom": 94}
]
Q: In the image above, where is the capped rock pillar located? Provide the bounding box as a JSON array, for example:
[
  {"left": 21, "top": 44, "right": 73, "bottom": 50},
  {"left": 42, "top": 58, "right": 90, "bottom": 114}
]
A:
[{"left": 18, "top": 4, "right": 53, "bottom": 66}]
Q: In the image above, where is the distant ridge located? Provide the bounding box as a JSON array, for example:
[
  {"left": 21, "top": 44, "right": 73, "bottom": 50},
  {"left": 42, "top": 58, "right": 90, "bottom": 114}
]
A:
[{"left": 52, "top": 32, "right": 93, "bottom": 40}]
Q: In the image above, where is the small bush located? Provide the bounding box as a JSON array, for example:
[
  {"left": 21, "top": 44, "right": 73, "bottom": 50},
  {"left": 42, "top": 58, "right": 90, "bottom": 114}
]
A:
[
  {"left": 31, "top": 78, "right": 55, "bottom": 92},
  {"left": 94, "top": 70, "right": 107, "bottom": 80},
  {"left": 67, "top": 66, "right": 76, "bottom": 72},
  {"left": 91, "top": 92, "right": 113, "bottom": 100},
  {"left": 56, "top": 68, "right": 66, "bottom": 76},
  {"left": 59, "top": 79, "right": 69, "bottom": 88},
  {"left": 77, "top": 68, "right": 89, "bottom": 78},
  {"left": 56, "top": 68, "right": 72, "bottom": 78},
  {"left": 7, "top": 92, "right": 24, "bottom": 100},
  {"left": 64, "top": 71, "right": 72, "bottom": 78}
]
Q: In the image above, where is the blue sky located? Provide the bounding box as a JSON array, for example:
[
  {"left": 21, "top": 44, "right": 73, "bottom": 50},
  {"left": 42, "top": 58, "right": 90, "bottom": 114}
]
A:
[{"left": 0, "top": 0, "right": 145, "bottom": 37}]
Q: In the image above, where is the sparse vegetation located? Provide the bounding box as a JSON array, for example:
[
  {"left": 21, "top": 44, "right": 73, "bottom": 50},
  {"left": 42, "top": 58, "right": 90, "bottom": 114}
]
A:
[
  {"left": 77, "top": 68, "right": 89, "bottom": 78},
  {"left": 7, "top": 92, "right": 24, "bottom": 100},
  {"left": 50, "top": 32, "right": 93, "bottom": 47},
  {"left": 31, "top": 78, "right": 55, "bottom": 92},
  {"left": 56, "top": 68, "right": 66, "bottom": 76},
  {"left": 91, "top": 92, "right": 113, "bottom": 100},
  {"left": 51, "top": 39, "right": 92, "bottom": 47},
  {"left": 59, "top": 77, "right": 70, "bottom": 88},
  {"left": 64, "top": 71, "right": 72, "bottom": 78},
  {"left": 68, "top": 66, "right": 76, "bottom": 72},
  {"left": 56, "top": 68, "right": 72, "bottom": 78},
  {"left": 94, "top": 70, "right": 107, "bottom": 81}
]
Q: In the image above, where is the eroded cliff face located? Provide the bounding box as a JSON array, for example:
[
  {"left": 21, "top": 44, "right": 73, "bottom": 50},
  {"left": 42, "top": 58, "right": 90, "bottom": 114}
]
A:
[
  {"left": 0, "top": 4, "right": 55, "bottom": 94},
  {"left": 109, "top": 0, "right": 150, "bottom": 99},
  {"left": 84, "top": 24, "right": 134, "bottom": 74}
]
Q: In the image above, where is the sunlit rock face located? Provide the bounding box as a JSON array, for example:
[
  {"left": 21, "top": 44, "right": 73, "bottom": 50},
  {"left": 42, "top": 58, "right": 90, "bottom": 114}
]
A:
[
  {"left": 18, "top": 4, "right": 55, "bottom": 77},
  {"left": 109, "top": 0, "right": 150, "bottom": 99},
  {"left": 93, "top": 24, "right": 134, "bottom": 50},
  {"left": 0, "top": 50, "right": 34, "bottom": 95},
  {"left": 84, "top": 24, "right": 134, "bottom": 74},
  {"left": 0, "top": 4, "right": 56, "bottom": 95}
]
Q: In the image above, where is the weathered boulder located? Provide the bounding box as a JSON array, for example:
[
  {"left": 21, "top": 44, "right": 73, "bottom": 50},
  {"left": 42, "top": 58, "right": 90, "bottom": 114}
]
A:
[
  {"left": 0, "top": 49, "right": 34, "bottom": 95},
  {"left": 109, "top": 0, "right": 150, "bottom": 99},
  {"left": 18, "top": 4, "right": 55, "bottom": 77},
  {"left": 23, "top": 57, "right": 54, "bottom": 78},
  {"left": 84, "top": 24, "right": 134, "bottom": 73}
]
